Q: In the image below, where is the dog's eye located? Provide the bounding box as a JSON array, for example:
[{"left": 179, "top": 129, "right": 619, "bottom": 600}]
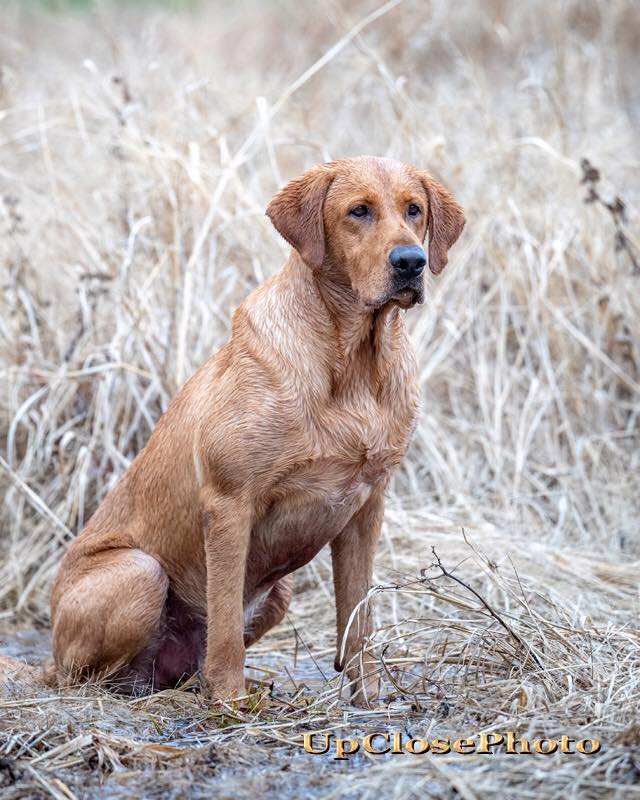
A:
[
  {"left": 407, "top": 203, "right": 421, "bottom": 218},
  {"left": 349, "top": 204, "right": 369, "bottom": 219}
]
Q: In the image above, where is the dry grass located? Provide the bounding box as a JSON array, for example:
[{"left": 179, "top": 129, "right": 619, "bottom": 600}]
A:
[{"left": 1, "top": 0, "right": 639, "bottom": 796}]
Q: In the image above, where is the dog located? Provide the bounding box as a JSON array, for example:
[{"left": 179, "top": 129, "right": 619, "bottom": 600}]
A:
[{"left": 48, "top": 155, "right": 465, "bottom": 706}]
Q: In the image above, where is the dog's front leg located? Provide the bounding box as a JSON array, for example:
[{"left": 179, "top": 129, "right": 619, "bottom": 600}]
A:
[
  {"left": 331, "top": 489, "right": 384, "bottom": 707},
  {"left": 201, "top": 489, "right": 251, "bottom": 703}
]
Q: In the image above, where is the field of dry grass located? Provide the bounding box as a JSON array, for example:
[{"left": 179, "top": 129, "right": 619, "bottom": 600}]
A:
[{"left": 1, "top": 0, "right": 639, "bottom": 796}]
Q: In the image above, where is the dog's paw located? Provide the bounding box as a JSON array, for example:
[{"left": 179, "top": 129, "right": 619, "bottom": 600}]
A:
[
  {"left": 346, "top": 671, "right": 381, "bottom": 708},
  {"left": 202, "top": 671, "right": 248, "bottom": 705}
]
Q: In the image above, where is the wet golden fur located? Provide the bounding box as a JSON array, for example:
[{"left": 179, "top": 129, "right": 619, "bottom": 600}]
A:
[{"left": 48, "top": 155, "right": 465, "bottom": 706}]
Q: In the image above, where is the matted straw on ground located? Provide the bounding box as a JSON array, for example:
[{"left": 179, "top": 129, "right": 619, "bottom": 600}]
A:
[{"left": 1, "top": 0, "right": 639, "bottom": 797}]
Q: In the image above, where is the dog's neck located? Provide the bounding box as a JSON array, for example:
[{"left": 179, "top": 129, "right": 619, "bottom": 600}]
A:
[{"left": 286, "top": 252, "right": 404, "bottom": 396}]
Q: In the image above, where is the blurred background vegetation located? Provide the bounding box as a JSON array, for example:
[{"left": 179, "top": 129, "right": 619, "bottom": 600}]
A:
[
  {"left": 7, "top": 0, "right": 201, "bottom": 8},
  {"left": 0, "top": 1, "right": 638, "bottom": 796}
]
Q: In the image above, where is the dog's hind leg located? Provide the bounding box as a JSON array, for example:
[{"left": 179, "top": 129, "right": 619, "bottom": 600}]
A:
[
  {"left": 243, "top": 575, "right": 293, "bottom": 648},
  {"left": 51, "top": 548, "right": 168, "bottom": 689}
]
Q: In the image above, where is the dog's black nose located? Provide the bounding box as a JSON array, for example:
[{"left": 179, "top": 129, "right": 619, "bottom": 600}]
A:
[{"left": 389, "top": 245, "right": 426, "bottom": 280}]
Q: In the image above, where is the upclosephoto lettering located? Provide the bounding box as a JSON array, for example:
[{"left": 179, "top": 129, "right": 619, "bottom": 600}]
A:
[{"left": 303, "top": 731, "right": 602, "bottom": 760}]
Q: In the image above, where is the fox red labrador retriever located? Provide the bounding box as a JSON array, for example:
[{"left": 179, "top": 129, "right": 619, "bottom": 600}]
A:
[{"left": 49, "top": 156, "right": 465, "bottom": 706}]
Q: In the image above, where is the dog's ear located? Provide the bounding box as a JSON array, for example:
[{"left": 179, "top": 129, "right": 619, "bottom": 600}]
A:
[
  {"left": 266, "top": 164, "right": 335, "bottom": 270},
  {"left": 418, "top": 172, "right": 466, "bottom": 275}
]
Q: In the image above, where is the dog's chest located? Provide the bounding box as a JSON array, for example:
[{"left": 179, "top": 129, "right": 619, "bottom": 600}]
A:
[
  {"left": 247, "top": 384, "right": 418, "bottom": 592},
  {"left": 302, "top": 385, "right": 414, "bottom": 494}
]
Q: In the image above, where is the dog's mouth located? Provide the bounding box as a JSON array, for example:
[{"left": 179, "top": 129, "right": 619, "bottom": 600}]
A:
[
  {"left": 390, "top": 288, "right": 419, "bottom": 308},
  {"left": 389, "top": 283, "right": 424, "bottom": 309},
  {"left": 363, "top": 283, "right": 424, "bottom": 311}
]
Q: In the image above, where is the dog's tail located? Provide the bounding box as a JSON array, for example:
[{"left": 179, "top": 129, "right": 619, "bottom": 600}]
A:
[{"left": 0, "top": 654, "right": 58, "bottom": 688}]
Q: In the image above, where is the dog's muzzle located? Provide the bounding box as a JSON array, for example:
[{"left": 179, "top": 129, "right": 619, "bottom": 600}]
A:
[{"left": 388, "top": 245, "right": 426, "bottom": 307}]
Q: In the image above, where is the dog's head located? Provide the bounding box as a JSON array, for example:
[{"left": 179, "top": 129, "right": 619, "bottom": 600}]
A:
[{"left": 266, "top": 156, "right": 465, "bottom": 309}]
